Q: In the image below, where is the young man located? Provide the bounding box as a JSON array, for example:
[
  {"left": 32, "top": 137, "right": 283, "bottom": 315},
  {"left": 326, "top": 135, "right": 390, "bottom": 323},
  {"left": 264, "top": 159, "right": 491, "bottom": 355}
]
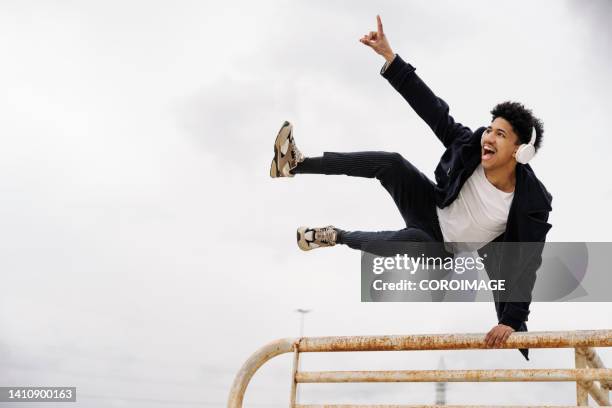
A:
[{"left": 269, "top": 16, "right": 552, "bottom": 359}]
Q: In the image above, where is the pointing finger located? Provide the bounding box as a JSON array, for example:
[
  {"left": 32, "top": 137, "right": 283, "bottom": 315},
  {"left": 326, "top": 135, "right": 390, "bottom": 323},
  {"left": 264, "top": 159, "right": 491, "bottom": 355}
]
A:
[{"left": 377, "top": 15, "right": 384, "bottom": 35}]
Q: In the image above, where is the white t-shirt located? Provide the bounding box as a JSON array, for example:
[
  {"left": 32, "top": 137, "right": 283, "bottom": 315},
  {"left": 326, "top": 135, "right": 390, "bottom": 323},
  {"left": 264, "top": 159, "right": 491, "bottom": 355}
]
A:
[{"left": 436, "top": 164, "right": 514, "bottom": 253}]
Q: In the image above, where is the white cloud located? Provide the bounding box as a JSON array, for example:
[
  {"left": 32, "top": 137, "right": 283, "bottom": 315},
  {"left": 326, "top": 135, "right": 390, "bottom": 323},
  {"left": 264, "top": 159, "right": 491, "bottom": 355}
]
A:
[{"left": 0, "top": 1, "right": 610, "bottom": 407}]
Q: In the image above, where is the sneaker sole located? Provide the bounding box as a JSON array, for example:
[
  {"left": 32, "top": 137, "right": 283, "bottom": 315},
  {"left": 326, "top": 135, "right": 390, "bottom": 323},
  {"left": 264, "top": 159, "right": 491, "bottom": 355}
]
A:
[
  {"left": 269, "top": 158, "right": 278, "bottom": 178},
  {"left": 270, "top": 121, "right": 293, "bottom": 178}
]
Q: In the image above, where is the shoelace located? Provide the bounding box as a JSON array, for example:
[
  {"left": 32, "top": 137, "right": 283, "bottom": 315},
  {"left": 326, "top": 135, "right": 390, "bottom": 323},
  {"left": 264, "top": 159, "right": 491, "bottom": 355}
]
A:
[
  {"left": 289, "top": 137, "right": 304, "bottom": 166},
  {"left": 314, "top": 226, "right": 336, "bottom": 244}
]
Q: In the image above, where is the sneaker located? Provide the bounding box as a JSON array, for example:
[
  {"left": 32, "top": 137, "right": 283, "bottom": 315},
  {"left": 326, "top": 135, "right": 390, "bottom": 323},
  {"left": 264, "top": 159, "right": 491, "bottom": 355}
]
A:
[
  {"left": 297, "top": 225, "right": 338, "bottom": 251},
  {"left": 270, "top": 121, "right": 304, "bottom": 178}
]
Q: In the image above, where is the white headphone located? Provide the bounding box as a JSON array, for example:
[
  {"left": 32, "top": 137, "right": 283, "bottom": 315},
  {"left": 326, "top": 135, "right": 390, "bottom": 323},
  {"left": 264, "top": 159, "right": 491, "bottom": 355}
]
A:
[
  {"left": 480, "top": 126, "right": 537, "bottom": 164},
  {"left": 515, "top": 126, "right": 537, "bottom": 164}
]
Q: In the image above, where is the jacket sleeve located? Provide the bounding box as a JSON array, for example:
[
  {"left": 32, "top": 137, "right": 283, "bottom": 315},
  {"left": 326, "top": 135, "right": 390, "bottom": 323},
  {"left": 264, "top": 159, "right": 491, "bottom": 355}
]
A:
[
  {"left": 499, "top": 302, "right": 531, "bottom": 330},
  {"left": 491, "top": 247, "right": 540, "bottom": 362},
  {"left": 498, "top": 240, "right": 545, "bottom": 330},
  {"left": 380, "top": 54, "right": 471, "bottom": 147}
]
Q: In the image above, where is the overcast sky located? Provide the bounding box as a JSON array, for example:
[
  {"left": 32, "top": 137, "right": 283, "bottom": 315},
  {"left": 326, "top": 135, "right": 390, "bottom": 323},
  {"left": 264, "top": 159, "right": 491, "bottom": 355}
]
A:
[{"left": 0, "top": 0, "right": 611, "bottom": 407}]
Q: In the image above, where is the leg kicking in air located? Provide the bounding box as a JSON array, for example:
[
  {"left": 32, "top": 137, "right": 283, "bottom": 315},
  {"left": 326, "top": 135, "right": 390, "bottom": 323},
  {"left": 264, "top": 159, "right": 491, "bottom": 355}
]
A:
[
  {"left": 270, "top": 15, "right": 553, "bottom": 360},
  {"left": 270, "top": 121, "right": 445, "bottom": 252}
]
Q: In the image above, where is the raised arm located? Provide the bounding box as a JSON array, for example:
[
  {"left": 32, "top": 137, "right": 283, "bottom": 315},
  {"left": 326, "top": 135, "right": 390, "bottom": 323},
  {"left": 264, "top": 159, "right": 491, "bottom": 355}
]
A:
[{"left": 360, "top": 15, "right": 471, "bottom": 147}]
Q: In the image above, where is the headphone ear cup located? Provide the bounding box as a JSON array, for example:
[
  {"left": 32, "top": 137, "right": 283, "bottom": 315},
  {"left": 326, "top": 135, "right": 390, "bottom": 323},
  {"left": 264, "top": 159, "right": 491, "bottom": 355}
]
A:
[{"left": 515, "top": 144, "right": 535, "bottom": 164}]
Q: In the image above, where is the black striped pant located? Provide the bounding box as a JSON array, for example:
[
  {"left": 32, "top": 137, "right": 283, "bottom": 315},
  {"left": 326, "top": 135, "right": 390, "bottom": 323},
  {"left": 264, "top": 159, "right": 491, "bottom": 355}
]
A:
[{"left": 293, "top": 151, "right": 445, "bottom": 251}]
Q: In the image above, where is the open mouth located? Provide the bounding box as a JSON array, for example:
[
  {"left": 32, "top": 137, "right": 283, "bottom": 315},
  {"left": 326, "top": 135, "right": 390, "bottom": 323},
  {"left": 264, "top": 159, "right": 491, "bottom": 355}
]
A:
[{"left": 482, "top": 145, "right": 496, "bottom": 161}]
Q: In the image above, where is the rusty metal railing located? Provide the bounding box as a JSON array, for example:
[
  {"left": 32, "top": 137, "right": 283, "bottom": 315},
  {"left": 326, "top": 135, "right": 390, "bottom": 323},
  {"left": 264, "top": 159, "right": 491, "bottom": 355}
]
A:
[{"left": 227, "top": 329, "right": 612, "bottom": 407}]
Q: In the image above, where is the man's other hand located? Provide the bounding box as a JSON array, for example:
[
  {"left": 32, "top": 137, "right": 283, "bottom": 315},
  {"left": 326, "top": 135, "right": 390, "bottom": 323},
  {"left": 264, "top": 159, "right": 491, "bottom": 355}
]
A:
[
  {"left": 485, "top": 324, "right": 515, "bottom": 348},
  {"left": 359, "top": 15, "right": 394, "bottom": 62}
]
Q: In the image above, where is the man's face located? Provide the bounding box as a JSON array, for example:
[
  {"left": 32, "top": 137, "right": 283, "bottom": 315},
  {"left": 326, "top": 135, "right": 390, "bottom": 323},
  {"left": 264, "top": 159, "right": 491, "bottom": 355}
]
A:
[{"left": 481, "top": 117, "right": 520, "bottom": 170}]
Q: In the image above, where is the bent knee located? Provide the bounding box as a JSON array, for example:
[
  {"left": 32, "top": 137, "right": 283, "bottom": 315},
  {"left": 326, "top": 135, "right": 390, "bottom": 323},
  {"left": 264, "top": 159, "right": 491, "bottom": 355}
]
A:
[
  {"left": 384, "top": 152, "right": 404, "bottom": 165},
  {"left": 376, "top": 152, "right": 407, "bottom": 177}
]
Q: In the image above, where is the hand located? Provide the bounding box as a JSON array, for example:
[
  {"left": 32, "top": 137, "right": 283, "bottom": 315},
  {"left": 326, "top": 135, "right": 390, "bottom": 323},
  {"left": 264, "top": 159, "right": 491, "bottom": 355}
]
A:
[
  {"left": 359, "top": 15, "right": 394, "bottom": 62},
  {"left": 484, "top": 324, "right": 515, "bottom": 348}
]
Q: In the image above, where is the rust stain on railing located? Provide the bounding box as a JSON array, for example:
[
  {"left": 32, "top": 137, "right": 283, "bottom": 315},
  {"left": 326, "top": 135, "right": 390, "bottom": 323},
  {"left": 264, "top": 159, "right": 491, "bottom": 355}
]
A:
[
  {"left": 227, "top": 330, "right": 612, "bottom": 408},
  {"left": 296, "top": 368, "right": 612, "bottom": 383},
  {"left": 297, "top": 330, "right": 612, "bottom": 353}
]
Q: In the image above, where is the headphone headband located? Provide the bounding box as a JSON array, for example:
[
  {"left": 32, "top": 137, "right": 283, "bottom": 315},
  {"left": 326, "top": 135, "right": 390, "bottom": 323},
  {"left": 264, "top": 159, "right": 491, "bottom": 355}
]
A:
[{"left": 528, "top": 126, "right": 536, "bottom": 145}]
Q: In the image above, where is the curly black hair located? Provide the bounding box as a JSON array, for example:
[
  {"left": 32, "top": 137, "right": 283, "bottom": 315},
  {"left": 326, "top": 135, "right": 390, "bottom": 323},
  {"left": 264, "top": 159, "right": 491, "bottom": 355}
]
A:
[{"left": 490, "top": 101, "right": 544, "bottom": 151}]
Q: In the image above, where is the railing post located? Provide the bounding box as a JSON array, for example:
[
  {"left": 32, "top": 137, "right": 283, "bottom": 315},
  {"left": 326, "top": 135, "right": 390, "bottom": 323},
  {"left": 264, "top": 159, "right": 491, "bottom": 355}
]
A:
[
  {"left": 227, "top": 338, "right": 295, "bottom": 408},
  {"left": 584, "top": 347, "right": 612, "bottom": 391},
  {"left": 576, "top": 347, "right": 589, "bottom": 406},
  {"left": 289, "top": 340, "right": 301, "bottom": 407},
  {"left": 584, "top": 379, "right": 611, "bottom": 406}
]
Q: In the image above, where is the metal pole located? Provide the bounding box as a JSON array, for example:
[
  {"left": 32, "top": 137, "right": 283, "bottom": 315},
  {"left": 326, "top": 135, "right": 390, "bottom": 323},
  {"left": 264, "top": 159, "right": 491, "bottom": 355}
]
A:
[
  {"left": 295, "top": 368, "right": 612, "bottom": 383},
  {"left": 293, "top": 309, "right": 311, "bottom": 406},
  {"left": 583, "top": 347, "right": 612, "bottom": 390},
  {"left": 297, "top": 330, "right": 612, "bottom": 353},
  {"left": 435, "top": 357, "right": 446, "bottom": 405},
  {"left": 584, "top": 379, "right": 611, "bottom": 406},
  {"left": 295, "top": 309, "right": 311, "bottom": 338},
  {"left": 576, "top": 348, "right": 589, "bottom": 406},
  {"left": 300, "top": 314, "right": 304, "bottom": 338},
  {"left": 227, "top": 338, "right": 295, "bottom": 408},
  {"left": 289, "top": 342, "right": 301, "bottom": 407}
]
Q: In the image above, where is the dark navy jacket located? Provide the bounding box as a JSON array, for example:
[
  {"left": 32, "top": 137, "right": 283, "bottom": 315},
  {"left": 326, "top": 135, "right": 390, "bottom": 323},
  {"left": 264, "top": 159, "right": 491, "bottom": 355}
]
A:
[{"left": 381, "top": 55, "right": 553, "bottom": 360}]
